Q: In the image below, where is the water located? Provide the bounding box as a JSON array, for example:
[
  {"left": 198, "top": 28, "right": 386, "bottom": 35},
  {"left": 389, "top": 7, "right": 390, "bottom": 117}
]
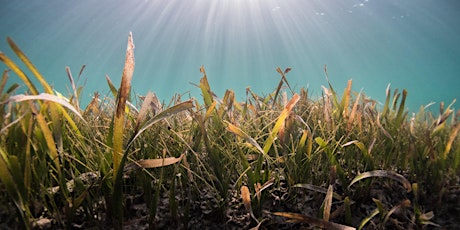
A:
[{"left": 1, "top": 0, "right": 459, "bottom": 112}]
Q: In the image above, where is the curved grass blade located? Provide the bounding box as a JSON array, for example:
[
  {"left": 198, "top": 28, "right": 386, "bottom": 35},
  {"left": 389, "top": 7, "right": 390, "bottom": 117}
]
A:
[
  {"left": 348, "top": 170, "right": 411, "bottom": 192},
  {"left": 8, "top": 93, "right": 86, "bottom": 122},
  {"left": 357, "top": 208, "right": 379, "bottom": 230},
  {"left": 124, "top": 154, "right": 184, "bottom": 171},
  {"left": 127, "top": 100, "right": 194, "bottom": 148}
]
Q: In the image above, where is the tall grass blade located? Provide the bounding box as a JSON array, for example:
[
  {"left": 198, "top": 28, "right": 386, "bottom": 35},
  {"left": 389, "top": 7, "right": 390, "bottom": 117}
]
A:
[
  {"left": 443, "top": 123, "right": 460, "bottom": 159},
  {"left": 111, "top": 32, "right": 135, "bottom": 176},
  {"left": 107, "top": 32, "right": 135, "bottom": 229},
  {"left": 322, "top": 185, "right": 333, "bottom": 222}
]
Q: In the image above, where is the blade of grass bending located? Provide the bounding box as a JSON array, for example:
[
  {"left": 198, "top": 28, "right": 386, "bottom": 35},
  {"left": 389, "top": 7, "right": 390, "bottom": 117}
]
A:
[
  {"left": 124, "top": 154, "right": 184, "bottom": 171},
  {"left": 8, "top": 38, "right": 68, "bottom": 153},
  {"left": 263, "top": 94, "right": 300, "bottom": 154},
  {"left": 357, "top": 208, "right": 379, "bottom": 230},
  {"left": 127, "top": 100, "right": 194, "bottom": 148},
  {"left": 273, "top": 212, "right": 355, "bottom": 230},
  {"left": 227, "top": 122, "right": 265, "bottom": 156},
  {"left": 8, "top": 93, "right": 85, "bottom": 122},
  {"left": 4, "top": 38, "right": 81, "bottom": 135},
  {"left": 348, "top": 170, "right": 411, "bottom": 192}
]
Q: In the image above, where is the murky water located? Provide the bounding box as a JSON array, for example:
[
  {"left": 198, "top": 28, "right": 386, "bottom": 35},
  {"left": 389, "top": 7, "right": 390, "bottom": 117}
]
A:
[{"left": 1, "top": 0, "right": 459, "bottom": 111}]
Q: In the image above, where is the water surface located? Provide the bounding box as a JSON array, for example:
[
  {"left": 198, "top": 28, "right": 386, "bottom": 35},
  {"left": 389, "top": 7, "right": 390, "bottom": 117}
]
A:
[{"left": 1, "top": 0, "right": 459, "bottom": 111}]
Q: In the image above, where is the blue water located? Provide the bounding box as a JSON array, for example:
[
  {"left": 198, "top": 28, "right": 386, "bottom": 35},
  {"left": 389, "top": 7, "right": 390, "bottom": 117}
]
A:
[{"left": 1, "top": 0, "right": 459, "bottom": 112}]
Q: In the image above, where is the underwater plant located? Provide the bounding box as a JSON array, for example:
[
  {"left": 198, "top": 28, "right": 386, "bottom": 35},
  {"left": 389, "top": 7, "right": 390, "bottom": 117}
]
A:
[{"left": 0, "top": 33, "right": 458, "bottom": 229}]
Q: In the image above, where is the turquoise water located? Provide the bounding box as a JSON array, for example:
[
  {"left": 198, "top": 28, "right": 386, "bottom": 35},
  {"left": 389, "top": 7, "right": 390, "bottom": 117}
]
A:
[{"left": 1, "top": 0, "right": 459, "bottom": 111}]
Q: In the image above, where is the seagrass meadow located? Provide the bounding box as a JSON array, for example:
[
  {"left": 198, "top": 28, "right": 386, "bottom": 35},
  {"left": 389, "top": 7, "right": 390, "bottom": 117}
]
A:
[{"left": 0, "top": 33, "right": 459, "bottom": 230}]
